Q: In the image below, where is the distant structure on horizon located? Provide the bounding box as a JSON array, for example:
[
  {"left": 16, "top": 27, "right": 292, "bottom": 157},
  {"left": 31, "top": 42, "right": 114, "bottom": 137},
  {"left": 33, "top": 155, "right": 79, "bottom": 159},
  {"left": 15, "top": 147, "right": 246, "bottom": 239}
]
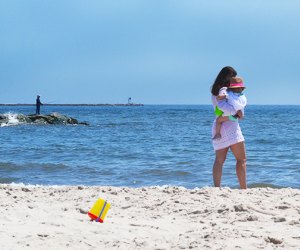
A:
[{"left": 128, "top": 97, "right": 132, "bottom": 104}]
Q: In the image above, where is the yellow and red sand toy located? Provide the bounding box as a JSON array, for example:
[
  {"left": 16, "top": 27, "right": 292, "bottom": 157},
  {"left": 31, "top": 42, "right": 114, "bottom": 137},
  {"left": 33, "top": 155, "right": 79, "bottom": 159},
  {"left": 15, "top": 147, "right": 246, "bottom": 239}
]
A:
[{"left": 88, "top": 198, "right": 111, "bottom": 223}]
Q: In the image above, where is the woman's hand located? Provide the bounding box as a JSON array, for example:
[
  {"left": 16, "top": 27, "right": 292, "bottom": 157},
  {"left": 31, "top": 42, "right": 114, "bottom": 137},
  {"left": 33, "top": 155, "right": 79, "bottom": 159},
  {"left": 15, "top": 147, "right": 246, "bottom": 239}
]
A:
[
  {"left": 216, "top": 95, "right": 227, "bottom": 101},
  {"left": 236, "top": 110, "right": 244, "bottom": 119}
]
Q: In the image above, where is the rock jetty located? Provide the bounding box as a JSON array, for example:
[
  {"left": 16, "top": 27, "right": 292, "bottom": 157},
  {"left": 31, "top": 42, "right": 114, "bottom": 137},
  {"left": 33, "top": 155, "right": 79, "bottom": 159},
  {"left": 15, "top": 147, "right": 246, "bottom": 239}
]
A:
[{"left": 0, "top": 112, "right": 89, "bottom": 126}]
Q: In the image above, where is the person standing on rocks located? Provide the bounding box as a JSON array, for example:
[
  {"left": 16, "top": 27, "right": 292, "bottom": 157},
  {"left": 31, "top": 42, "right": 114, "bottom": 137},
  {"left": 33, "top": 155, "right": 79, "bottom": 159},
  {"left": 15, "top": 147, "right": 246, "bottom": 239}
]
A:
[{"left": 36, "top": 95, "right": 43, "bottom": 115}]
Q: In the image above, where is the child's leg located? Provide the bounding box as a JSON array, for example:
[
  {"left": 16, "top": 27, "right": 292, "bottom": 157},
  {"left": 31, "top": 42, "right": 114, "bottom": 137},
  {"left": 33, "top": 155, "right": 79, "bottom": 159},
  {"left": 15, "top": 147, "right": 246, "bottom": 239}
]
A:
[
  {"left": 215, "top": 116, "right": 229, "bottom": 135},
  {"left": 213, "top": 116, "right": 229, "bottom": 140}
]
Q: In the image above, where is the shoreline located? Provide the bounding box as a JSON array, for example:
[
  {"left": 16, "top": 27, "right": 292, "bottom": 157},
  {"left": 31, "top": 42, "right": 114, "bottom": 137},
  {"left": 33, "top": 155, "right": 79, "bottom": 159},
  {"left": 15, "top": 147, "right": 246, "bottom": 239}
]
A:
[{"left": 1, "top": 184, "right": 299, "bottom": 249}]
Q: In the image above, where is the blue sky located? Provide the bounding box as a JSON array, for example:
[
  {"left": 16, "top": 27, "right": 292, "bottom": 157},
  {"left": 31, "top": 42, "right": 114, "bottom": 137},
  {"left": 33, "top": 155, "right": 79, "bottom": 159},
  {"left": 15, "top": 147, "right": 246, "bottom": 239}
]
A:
[{"left": 0, "top": 0, "right": 299, "bottom": 104}]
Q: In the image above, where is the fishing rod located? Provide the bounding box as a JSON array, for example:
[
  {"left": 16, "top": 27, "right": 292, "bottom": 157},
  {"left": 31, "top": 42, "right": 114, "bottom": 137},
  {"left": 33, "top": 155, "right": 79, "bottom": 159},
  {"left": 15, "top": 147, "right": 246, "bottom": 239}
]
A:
[{"left": 43, "top": 101, "right": 56, "bottom": 105}]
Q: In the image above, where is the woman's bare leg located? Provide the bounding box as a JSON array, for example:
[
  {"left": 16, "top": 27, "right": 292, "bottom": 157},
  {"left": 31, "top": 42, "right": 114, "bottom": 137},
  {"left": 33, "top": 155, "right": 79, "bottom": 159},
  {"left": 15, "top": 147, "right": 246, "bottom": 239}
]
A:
[
  {"left": 230, "top": 142, "right": 247, "bottom": 189},
  {"left": 213, "top": 147, "right": 229, "bottom": 187}
]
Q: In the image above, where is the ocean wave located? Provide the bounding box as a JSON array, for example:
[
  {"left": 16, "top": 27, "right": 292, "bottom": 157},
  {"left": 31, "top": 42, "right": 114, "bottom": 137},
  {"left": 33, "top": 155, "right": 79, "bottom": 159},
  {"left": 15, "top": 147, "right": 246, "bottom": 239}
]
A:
[
  {"left": 0, "top": 162, "right": 70, "bottom": 173},
  {"left": 139, "top": 168, "right": 191, "bottom": 177},
  {"left": 248, "top": 183, "right": 285, "bottom": 189},
  {"left": 0, "top": 177, "right": 18, "bottom": 184},
  {"left": 0, "top": 112, "right": 21, "bottom": 127}
]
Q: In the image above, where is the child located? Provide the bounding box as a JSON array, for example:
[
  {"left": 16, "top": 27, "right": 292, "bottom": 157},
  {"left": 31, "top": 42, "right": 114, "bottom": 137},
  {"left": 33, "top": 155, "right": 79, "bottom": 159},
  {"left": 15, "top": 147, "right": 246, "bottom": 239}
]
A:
[{"left": 213, "top": 77, "right": 247, "bottom": 140}]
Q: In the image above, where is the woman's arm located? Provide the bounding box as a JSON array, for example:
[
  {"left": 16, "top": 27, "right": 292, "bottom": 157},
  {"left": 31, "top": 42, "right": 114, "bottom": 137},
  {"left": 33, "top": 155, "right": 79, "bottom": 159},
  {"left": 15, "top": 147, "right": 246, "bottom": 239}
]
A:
[{"left": 216, "top": 95, "right": 227, "bottom": 101}]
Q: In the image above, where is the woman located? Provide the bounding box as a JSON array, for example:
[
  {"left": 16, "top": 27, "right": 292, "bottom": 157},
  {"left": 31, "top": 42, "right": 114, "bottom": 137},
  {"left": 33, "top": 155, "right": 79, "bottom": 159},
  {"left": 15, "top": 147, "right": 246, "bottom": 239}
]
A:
[{"left": 211, "top": 66, "right": 247, "bottom": 189}]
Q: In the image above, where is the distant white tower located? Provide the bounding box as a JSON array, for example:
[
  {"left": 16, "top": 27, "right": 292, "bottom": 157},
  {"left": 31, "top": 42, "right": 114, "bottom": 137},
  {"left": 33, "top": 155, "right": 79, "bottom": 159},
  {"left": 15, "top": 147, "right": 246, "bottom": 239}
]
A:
[{"left": 128, "top": 97, "right": 132, "bottom": 104}]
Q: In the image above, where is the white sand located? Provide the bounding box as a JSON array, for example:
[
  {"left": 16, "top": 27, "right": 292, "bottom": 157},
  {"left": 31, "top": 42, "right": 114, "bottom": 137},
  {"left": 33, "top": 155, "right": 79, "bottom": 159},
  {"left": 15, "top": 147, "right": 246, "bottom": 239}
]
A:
[{"left": 0, "top": 184, "right": 299, "bottom": 250}]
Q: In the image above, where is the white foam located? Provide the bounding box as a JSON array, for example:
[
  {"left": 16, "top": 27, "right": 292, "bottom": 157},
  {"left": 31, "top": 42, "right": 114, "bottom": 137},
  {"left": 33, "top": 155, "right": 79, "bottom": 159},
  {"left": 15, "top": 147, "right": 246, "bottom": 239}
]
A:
[{"left": 1, "top": 112, "right": 21, "bottom": 127}]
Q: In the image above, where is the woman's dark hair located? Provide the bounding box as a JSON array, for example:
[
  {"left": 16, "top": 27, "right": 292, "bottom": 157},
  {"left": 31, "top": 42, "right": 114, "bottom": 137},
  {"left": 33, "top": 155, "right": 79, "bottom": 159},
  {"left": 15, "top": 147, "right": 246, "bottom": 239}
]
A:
[{"left": 211, "top": 66, "right": 237, "bottom": 96}]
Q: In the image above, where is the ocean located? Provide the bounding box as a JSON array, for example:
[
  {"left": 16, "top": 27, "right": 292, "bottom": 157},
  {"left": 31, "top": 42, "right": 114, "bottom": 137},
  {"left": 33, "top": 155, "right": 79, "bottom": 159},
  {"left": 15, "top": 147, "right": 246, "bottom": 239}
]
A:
[{"left": 0, "top": 105, "right": 299, "bottom": 188}]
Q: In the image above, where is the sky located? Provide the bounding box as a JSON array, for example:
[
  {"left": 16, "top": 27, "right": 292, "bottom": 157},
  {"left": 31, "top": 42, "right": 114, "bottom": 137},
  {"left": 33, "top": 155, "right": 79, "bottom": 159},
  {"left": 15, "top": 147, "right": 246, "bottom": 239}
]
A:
[{"left": 0, "top": 0, "right": 299, "bottom": 105}]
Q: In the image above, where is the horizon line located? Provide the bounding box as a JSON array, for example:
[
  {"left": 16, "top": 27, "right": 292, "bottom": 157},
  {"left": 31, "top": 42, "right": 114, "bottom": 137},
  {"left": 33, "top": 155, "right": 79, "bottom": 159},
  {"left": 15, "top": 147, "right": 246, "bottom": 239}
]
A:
[{"left": 0, "top": 103, "right": 300, "bottom": 106}]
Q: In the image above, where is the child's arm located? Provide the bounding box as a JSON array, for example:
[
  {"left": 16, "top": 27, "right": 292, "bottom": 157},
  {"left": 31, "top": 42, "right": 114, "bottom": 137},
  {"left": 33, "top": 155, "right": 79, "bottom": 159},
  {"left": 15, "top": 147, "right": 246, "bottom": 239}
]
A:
[
  {"left": 216, "top": 86, "right": 229, "bottom": 105},
  {"left": 218, "top": 87, "right": 228, "bottom": 97}
]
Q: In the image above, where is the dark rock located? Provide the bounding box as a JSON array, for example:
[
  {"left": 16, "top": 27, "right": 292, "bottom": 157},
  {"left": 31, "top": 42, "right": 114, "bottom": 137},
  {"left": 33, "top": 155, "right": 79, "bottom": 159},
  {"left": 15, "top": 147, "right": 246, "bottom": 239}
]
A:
[
  {"left": 266, "top": 237, "right": 283, "bottom": 245},
  {"left": 16, "top": 114, "right": 32, "bottom": 123},
  {"left": 234, "top": 204, "right": 247, "bottom": 212},
  {"left": 0, "top": 115, "right": 7, "bottom": 120},
  {"left": 79, "top": 122, "right": 89, "bottom": 125},
  {"left": 77, "top": 208, "right": 88, "bottom": 214},
  {"left": 0, "top": 112, "right": 89, "bottom": 126},
  {"left": 21, "top": 187, "right": 31, "bottom": 192},
  {"left": 247, "top": 215, "right": 258, "bottom": 221},
  {"left": 273, "top": 217, "right": 286, "bottom": 223}
]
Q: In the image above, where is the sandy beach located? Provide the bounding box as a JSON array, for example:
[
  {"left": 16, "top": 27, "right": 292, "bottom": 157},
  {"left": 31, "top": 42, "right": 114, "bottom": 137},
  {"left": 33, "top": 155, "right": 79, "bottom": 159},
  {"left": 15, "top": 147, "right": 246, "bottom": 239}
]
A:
[{"left": 0, "top": 184, "right": 299, "bottom": 250}]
